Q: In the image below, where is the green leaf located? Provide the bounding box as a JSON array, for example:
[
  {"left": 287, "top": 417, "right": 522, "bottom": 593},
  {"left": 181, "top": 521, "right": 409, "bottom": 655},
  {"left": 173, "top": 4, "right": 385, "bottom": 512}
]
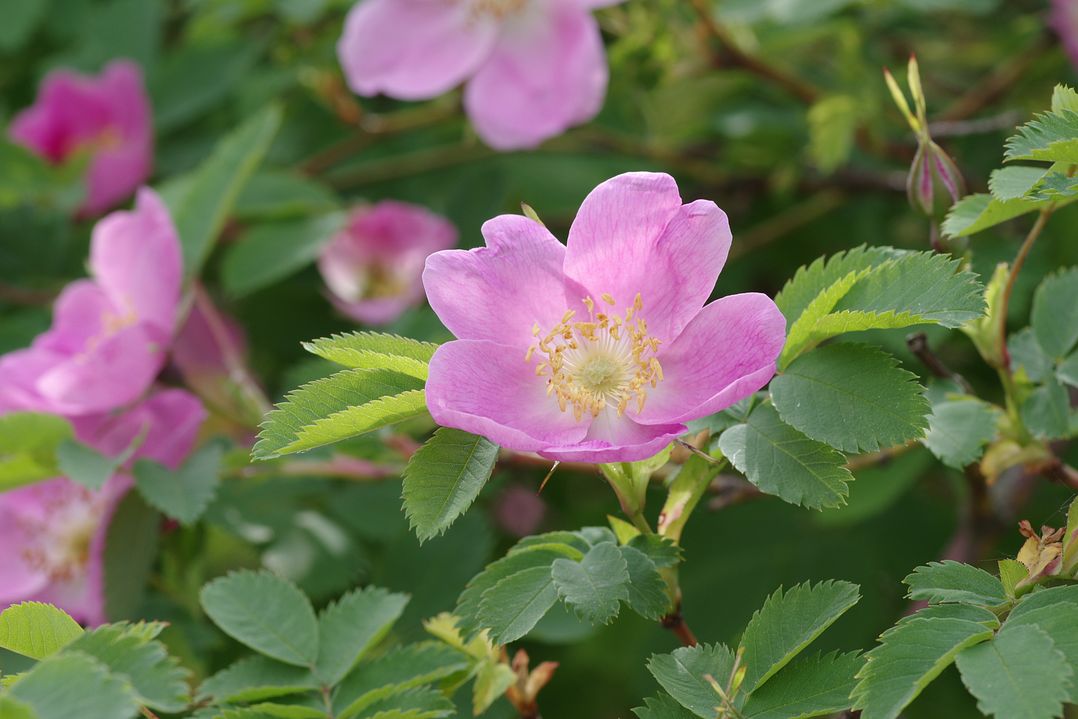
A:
[
  {"left": 628, "top": 535, "right": 683, "bottom": 569},
  {"left": 779, "top": 267, "right": 872, "bottom": 367},
  {"left": 646, "top": 643, "right": 736, "bottom": 718},
  {"left": 718, "top": 404, "right": 852, "bottom": 510},
  {"left": 1010, "top": 585, "right": 1078, "bottom": 619},
  {"left": 134, "top": 442, "right": 223, "bottom": 525},
  {"left": 988, "top": 166, "right": 1049, "bottom": 201},
  {"left": 1021, "top": 380, "right": 1071, "bottom": 439},
  {"left": 740, "top": 580, "right": 861, "bottom": 692},
  {"left": 954, "top": 624, "right": 1072, "bottom": 719},
  {"left": 551, "top": 542, "right": 630, "bottom": 625},
  {"left": 620, "top": 546, "right": 672, "bottom": 620},
  {"left": 903, "top": 561, "right": 1007, "bottom": 607},
  {"left": 0, "top": 0, "right": 47, "bottom": 51},
  {"left": 101, "top": 493, "right": 160, "bottom": 621},
  {"left": 771, "top": 344, "right": 929, "bottom": 453},
  {"left": 340, "top": 686, "right": 453, "bottom": 719},
  {"left": 167, "top": 105, "right": 282, "bottom": 278},
  {"left": 151, "top": 42, "right": 262, "bottom": 132},
  {"left": 315, "top": 587, "right": 409, "bottom": 686},
  {"left": 7, "top": 654, "right": 138, "bottom": 719},
  {"left": 0, "top": 603, "right": 83, "bottom": 660},
  {"left": 905, "top": 603, "right": 1001, "bottom": 628},
  {"left": 0, "top": 412, "right": 73, "bottom": 491},
  {"left": 1005, "top": 110, "right": 1078, "bottom": 164},
  {"left": 742, "top": 651, "right": 862, "bottom": 719},
  {"left": 253, "top": 368, "right": 426, "bottom": 460},
  {"left": 199, "top": 655, "right": 317, "bottom": 703},
  {"left": 304, "top": 332, "right": 438, "bottom": 377},
  {"left": 234, "top": 171, "right": 339, "bottom": 220},
  {"left": 1009, "top": 327, "right": 1054, "bottom": 383},
  {"left": 1058, "top": 351, "right": 1078, "bottom": 387},
  {"left": 775, "top": 246, "right": 900, "bottom": 326},
  {"left": 852, "top": 617, "right": 994, "bottom": 719},
  {"left": 1032, "top": 267, "right": 1078, "bottom": 359},
  {"left": 221, "top": 213, "right": 343, "bottom": 298},
  {"left": 333, "top": 643, "right": 468, "bottom": 719},
  {"left": 1003, "top": 602, "right": 1078, "bottom": 702},
  {"left": 66, "top": 624, "right": 190, "bottom": 712},
  {"left": 200, "top": 570, "right": 319, "bottom": 667},
  {"left": 402, "top": 428, "right": 499, "bottom": 543},
  {"left": 808, "top": 95, "right": 858, "bottom": 172},
  {"left": 55, "top": 440, "right": 124, "bottom": 491},
  {"left": 455, "top": 547, "right": 567, "bottom": 637},
  {"left": 1052, "top": 84, "right": 1078, "bottom": 113},
  {"left": 477, "top": 565, "right": 559, "bottom": 644},
  {"left": 0, "top": 697, "right": 36, "bottom": 719},
  {"left": 632, "top": 694, "right": 699, "bottom": 719},
  {"left": 942, "top": 193, "right": 1048, "bottom": 238},
  {"left": 922, "top": 396, "right": 1000, "bottom": 469},
  {"left": 472, "top": 661, "right": 516, "bottom": 715}
]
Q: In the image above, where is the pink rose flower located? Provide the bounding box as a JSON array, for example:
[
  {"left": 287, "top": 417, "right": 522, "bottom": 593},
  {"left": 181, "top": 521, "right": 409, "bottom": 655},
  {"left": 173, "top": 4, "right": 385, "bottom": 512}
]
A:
[
  {"left": 1052, "top": 0, "right": 1078, "bottom": 68},
  {"left": 0, "top": 189, "right": 182, "bottom": 416},
  {"left": 0, "top": 389, "right": 205, "bottom": 625},
  {"left": 8, "top": 60, "right": 153, "bottom": 216},
  {"left": 336, "top": 0, "right": 622, "bottom": 150},
  {"left": 318, "top": 201, "right": 457, "bottom": 326},
  {"left": 422, "top": 172, "right": 786, "bottom": 463}
]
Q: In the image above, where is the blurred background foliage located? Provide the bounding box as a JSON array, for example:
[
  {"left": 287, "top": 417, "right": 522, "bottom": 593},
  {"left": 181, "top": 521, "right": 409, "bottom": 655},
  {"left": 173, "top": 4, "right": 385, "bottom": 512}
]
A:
[{"left": 1, "top": 0, "right": 1077, "bottom": 716}]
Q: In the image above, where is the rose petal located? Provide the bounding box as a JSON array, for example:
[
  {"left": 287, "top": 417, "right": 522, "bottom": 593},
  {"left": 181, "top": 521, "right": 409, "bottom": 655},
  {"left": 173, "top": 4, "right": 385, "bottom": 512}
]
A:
[
  {"left": 636, "top": 293, "right": 786, "bottom": 424},
  {"left": 426, "top": 339, "right": 588, "bottom": 452},
  {"left": 538, "top": 411, "right": 684, "bottom": 463}
]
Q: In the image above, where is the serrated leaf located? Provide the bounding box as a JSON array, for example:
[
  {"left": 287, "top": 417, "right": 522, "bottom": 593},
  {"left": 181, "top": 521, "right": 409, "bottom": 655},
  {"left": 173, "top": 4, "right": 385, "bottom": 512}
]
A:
[
  {"left": 472, "top": 661, "right": 515, "bottom": 715},
  {"left": 1052, "top": 85, "right": 1078, "bottom": 113},
  {"left": 742, "top": 651, "right": 862, "bottom": 719},
  {"left": 620, "top": 546, "right": 672, "bottom": 620},
  {"left": 168, "top": 105, "right": 282, "bottom": 277},
  {"left": 0, "top": 412, "right": 73, "bottom": 491},
  {"left": 718, "top": 404, "right": 852, "bottom": 510},
  {"left": 222, "top": 213, "right": 344, "bottom": 298},
  {"left": 66, "top": 624, "right": 190, "bottom": 712},
  {"left": 923, "top": 396, "right": 1000, "bottom": 469},
  {"left": 903, "top": 561, "right": 1007, "bottom": 607},
  {"left": 628, "top": 535, "right": 683, "bottom": 569},
  {"left": 775, "top": 246, "right": 901, "bottom": 326},
  {"left": 551, "top": 543, "right": 630, "bottom": 625},
  {"left": 852, "top": 617, "right": 994, "bottom": 719},
  {"left": 771, "top": 344, "right": 929, "bottom": 452},
  {"left": 0, "top": 603, "right": 82, "bottom": 660},
  {"left": 134, "top": 442, "right": 223, "bottom": 525},
  {"left": 1021, "top": 380, "right": 1071, "bottom": 439},
  {"left": 779, "top": 268, "right": 869, "bottom": 366},
  {"left": 1005, "top": 110, "right": 1078, "bottom": 164},
  {"left": 199, "top": 656, "right": 317, "bottom": 703},
  {"left": 343, "top": 685, "right": 453, "bottom": 719},
  {"left": 942, "top": 193, "right": 1047, "bottom": 238},
  {"left": 988, "top": 166, "right": 1049, "bottom": 201},
  {"left": 903, "top": 603, "right": 1001, "bottom": 629},
  {"left": 740, "top": 581, "right": 860, "bottom": 692},
  {"left": 476, "top": 566, "right": 559, "bottom": 644},
  {"left": 632, "top": 693, "right": 699, "bottom": 719},
  {"left": 403, "top": 428, "right": 499, "bottom": 543},
  {"left": 333, "top": 643, "right": 468, "bottom": 719},
  {"left": 1010, "top": 585, "right": 1078, "bottom": 619},
  {"left": 1032, "top": 267, "right": 1078, "bottom": 359},
  {"left": 253, "top": 368, "right": 426, "bottom": 460},
  {"left": 455, "top": 547, "right": 567, "bottom": 637},
  {"left": 315, "top": 587, "right": 409, "bottom": 686},
  {"left": 200, "top": 570, "right": 319, "bottom": 667},
  {"left": 955, "top": 624, "right": 1072, "bottom": 719},
  {"left": 1003, "top": 603, "right": 1078, "bottom": 702},
  {"left": 7, "top": 654, "right": 138, "bottom": 719},
  {"left": 303, "top": 332, "right": 437, "bottom": 377},
  {"left": 646, "top": 643, "right": 736, "bottom": 718}
]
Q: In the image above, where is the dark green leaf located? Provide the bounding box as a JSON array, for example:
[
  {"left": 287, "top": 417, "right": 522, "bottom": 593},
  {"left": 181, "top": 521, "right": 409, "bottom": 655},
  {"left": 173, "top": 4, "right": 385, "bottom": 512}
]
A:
[
  {"left": 234, "top": 172, "right": 339, "bottom": 220},
  {"left": 221, "top": 213, "right": 344, "bottom": 298},
  {"left": 1021, "top": 380, "right": 1071, "bottom": 439},
  {"left": 8, "top": 653, "right": 138, "bottom": 719},
  {"left": 315, "top": 587, "right": 409, "bottom": 686},
  {"left": 199, "top": 655, "right": 317, "bottom": 703},
  {"left": 922, "top": 396, "right": 1000, "bottom": 469},
  {"left": 632, "top": 694, "right": 699, "bottom": 719},
  {"left": 620, "top": 546, "right": 672, "bottom": 620},
  {"left": 102, "top": 493, "right": 160, "bottom": 621},
  {"left": 134, "top": 442, "right": 223, "bottom": 525},
  {"left": 646, "top": 643, "right": 736, "bottom": 718},
  {"left": 903, "top": 561, "right": 1007, "bottom": 607},
  {"left": 551, "top": 543, "right": 630, "bottom": 625},
  {"left": 333, "top": 643, "right": 468, "bottom": 719},
  {"left": 1032, "top": 267, "right": 1078, "bottom": 358},
  {"left": 477, "top": 566, "right": 559, "bottom": 644},
  {"left": 742, "top": 651, "right": 862, "bottom": 719}
]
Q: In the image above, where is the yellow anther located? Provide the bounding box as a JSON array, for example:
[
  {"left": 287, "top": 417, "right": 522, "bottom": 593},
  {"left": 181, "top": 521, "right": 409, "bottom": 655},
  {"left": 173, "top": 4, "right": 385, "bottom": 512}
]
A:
[{"left": 601, "top": 293, "right": 616, "bottom": 305}]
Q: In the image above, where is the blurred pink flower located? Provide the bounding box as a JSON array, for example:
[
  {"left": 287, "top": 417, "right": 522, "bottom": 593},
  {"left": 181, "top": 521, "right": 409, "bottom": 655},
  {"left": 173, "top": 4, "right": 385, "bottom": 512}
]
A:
[
  {"left": 0, "top": 389, "right": 205, "bottom": 625},
  {"left": 1052, "top": 0, "right": 1078, "bottom": 68},
  {"left": 494, "top": 484, "right": 547, "bottom": 537},
  {"left": 8, "top": 60, "right": 153, "bottom": 216},
  {"left": 336, "top": 0, "right": 621, "bottom": 150},
  {"left": 318, "top": 201, "right": 457, "bottom": 325},
  {"left": 423, "top": 172, "right": 786, "bottom": 463},
  {"left": 0, "top": 189, "right": 182, "bottom": 416}
]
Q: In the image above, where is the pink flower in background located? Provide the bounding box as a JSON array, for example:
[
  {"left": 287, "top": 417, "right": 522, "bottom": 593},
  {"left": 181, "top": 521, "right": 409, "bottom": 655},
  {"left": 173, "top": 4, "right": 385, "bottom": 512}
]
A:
[
  {"left": 0, "top": 189, "right": 181, "bottom": 416},
  {"left": 0, "top": 389, "right": 205, "bottom": 625},
  {"left": 318, "top": 201, "right": 457, "bottom": 325},
  {"left": 423, "top": 172, "right": 786, "bottom": 463},
  {"left": 337, "top": 0, "right": 622, "bottom": 150},
  {"left": 1052, "top": 0, "right": 1078, "bottom": 67},
  {"left": 8, "top": 60, "right": 153, "bottom": 216}
]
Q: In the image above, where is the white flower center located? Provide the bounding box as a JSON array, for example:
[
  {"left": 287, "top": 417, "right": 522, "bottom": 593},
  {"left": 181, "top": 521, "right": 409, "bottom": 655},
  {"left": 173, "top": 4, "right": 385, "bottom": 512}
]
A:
[
  {"left": 527, "top": 293, "right": 663, "bottom": 421},
  {"left": 20, "top": 487, "right": 104, "bottom": 582},
  {"left": 469, "top": 0, "right": 529, "bottom": 20}
]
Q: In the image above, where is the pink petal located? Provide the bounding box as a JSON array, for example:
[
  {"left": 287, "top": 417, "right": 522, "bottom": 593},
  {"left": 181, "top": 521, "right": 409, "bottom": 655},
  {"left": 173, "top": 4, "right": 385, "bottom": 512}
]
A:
[
  {"left": 538, "top": 411, "right": 684, "bottom": 463},
  {"left": 77, "top": 389, "right": 206, "bottom": 470},
  {"left": 1053, "top": 0, "right": 1078, "bottom": 68},
  {"left": 35, "top": 281, "right": 111, "bottom": 355},
  {"left": 564, "top": 173, "right": 731, "bottom": 343},
  {"left": 578, "top": 0, "right": 626, "bottom": 6},
  {"left": 337, "top": 0, "right": 498, "bottom": 100},
  {"left": 89, "top": 188, "right": 182, "bottom": 335},
  {"left": 637, "top": 293, "right": 786, "bottom": 425},
  {"left": 0, "top": 505, "right": 49, "bottom": 602},
  {"left": 425, "top": 339, "right": 588, "bottom": 452},
  {"left": 464, "top": 0, "right": 608, "bottom": 149},
  {"left": 0, "top": 347, "right": 63, "bottom": 413},
  {"left": 424, "top": 215, "right": 573, "bottom": 350}
]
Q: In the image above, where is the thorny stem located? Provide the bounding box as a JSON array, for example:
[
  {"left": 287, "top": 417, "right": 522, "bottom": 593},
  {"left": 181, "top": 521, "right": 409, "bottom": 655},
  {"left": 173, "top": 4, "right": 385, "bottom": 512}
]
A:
[
  {"left": 999, "top": 206, "right": 1055, "bottom": 372},
  {"left": 661, "top": 605, "right": 700, "bottom": 647},
  {"left": 688, "top": 0, "right": 818, "bottom": 104}
]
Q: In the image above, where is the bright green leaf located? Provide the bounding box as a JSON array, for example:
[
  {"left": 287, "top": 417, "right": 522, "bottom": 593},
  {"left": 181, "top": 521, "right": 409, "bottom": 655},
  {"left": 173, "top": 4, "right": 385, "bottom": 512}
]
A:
[
  {"left": 0, "top": 413, "right": 73, "bottom": 491},
  {"left": 988, "top": 165, "right": 1049, "bottom": 201},
  {"left": 303, "top": 332, "right": 437, "bottom": 377},
  {"left": 0, "top": 603, "right": 82, "bottom": 660},
  {"left": 1005, "top": 110, "right": 1078, "bottom": 164},
  {"left": 942, "top": 193, "right": 1048, "bottom": 238}
]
